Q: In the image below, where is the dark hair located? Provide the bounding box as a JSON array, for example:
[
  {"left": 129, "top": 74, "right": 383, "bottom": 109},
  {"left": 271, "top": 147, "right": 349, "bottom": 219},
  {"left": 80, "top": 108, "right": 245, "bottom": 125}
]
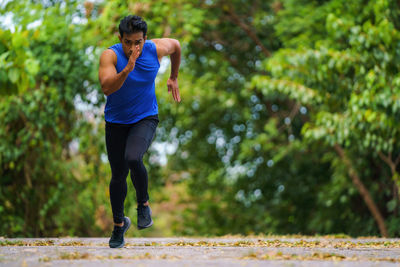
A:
[{"left": 118, "top": 15, "right": 147, "bottom": 38}]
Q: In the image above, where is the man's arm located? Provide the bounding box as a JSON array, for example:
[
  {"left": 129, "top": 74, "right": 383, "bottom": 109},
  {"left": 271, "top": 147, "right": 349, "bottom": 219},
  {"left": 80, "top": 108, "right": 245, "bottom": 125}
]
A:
[
  {"left": 152, "top": 38, "right": 181, "bottom": 102},
  {"left": 98, "top": 46, "right": 140, "bottom": 96}
]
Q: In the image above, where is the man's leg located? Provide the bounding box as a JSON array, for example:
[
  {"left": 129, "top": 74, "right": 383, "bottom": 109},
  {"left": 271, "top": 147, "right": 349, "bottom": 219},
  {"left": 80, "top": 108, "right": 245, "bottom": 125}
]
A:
[
  {"left": 125, "top": 116, "right": 158, "bottom": 204},
  {"left": 105, "top": 122, "right": 130, "bottom": 225},
  {"left": 124, "top": 116, "right": 158, "bottom": 228}
]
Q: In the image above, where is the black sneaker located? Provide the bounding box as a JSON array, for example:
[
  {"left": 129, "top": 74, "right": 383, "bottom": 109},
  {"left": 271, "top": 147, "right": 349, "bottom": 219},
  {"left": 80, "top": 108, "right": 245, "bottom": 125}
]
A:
[
  {"left": 137, "top": 204, "right": 153, "bottom": 230},
  {"left": 109, "top": 216, "right": 131, "bottom": 248}
]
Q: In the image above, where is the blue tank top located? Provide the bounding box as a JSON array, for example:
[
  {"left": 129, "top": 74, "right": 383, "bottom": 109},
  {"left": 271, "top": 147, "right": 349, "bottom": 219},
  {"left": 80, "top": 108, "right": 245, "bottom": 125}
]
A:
[{"left": 105, "top": 40, "right": 160, "bottom": 124}]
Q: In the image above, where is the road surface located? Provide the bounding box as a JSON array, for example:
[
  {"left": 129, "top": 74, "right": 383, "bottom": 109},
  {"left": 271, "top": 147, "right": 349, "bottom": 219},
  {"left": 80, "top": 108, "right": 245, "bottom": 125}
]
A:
[{"left": 1, "top": 236, "right": 400, "bottom": 266}]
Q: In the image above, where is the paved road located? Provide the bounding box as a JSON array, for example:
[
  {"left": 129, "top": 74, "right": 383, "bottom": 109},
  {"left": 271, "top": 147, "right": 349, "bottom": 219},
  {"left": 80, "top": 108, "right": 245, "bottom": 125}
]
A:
[{"left": 1, "top": 237, "right": 400, "bottom": 266}]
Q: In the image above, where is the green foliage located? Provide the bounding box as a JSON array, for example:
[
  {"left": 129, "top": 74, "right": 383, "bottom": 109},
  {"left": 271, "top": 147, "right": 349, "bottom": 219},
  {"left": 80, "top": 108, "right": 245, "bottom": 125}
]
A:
[
  {"left": 0, "top": 27, "right": 39, "bottom": 95},
  {"left": 0, "top": 0, "right": 103, "bottom": 236},
  {"left": 252, "top": 0, "right": 400, "bottom": 235}
]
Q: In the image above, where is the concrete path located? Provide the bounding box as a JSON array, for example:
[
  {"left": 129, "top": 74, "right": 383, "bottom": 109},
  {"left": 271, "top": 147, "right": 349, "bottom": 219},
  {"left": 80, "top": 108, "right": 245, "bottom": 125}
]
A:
[{"left": 1, "top": 237, "right": 400, "bottom": 266}]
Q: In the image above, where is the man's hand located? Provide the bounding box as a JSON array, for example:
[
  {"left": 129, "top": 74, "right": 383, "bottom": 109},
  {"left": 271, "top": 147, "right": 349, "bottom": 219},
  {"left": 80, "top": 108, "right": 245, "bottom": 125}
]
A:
[
  {"left": 125, "top": 45, "right": 140, "bottom": 73},
  {"left": 152, "top": 38, "right": 181, "bottom": 102},
  {"left": 167, "top": 77, "right": 181, "bottom": 102}
]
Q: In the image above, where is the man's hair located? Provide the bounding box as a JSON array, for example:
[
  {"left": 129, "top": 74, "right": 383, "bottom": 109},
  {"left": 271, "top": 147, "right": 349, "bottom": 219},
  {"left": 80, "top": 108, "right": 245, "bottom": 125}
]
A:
[{"left": 118, "top": 15, "right": 147, "bottom": 38}]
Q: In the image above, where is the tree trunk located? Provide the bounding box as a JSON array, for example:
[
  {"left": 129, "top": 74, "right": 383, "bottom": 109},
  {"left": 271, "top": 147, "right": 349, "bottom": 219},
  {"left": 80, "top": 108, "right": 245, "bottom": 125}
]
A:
[{"left": 334, "top": 145, "right": 388, "bottom": 237}]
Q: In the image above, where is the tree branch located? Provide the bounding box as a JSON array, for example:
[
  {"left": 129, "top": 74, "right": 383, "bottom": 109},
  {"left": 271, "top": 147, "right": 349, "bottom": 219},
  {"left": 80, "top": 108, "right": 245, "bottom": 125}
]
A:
[
  {"left": 335, "top": 145, "right": 388, "bottom": 237},
  {"left": 221, "top": 2, "right": 271, "bottom": 57},
  {"left": 395, "top": 153, "right": 400, "bottom": 167},
  {"left": 378, "top": 151, "right": 400, "bottom": 203},
  {"left": 378, "top": 151, "right": 396, "bottom": 175},
  {"left": 278, "top": 102, "right": 300, "bottom": 132}
]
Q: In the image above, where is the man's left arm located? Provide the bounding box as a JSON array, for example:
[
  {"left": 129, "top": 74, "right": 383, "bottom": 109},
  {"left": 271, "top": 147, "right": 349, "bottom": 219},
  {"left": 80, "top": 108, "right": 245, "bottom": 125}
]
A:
[{"left": 152, "top": 38, "right": 181, "bottom": 102}]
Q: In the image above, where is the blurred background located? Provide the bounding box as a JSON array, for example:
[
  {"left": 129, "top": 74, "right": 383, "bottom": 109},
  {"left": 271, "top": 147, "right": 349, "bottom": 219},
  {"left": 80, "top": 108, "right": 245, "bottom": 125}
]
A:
[{"left": 1, "top": 0, "right": 400, "bottom": 238}]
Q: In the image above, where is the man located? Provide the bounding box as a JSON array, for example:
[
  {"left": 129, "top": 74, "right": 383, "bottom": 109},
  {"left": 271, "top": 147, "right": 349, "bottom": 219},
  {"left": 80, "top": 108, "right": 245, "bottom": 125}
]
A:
[{"left": 98, "top": 15, "right": 181, "bottom": 248}]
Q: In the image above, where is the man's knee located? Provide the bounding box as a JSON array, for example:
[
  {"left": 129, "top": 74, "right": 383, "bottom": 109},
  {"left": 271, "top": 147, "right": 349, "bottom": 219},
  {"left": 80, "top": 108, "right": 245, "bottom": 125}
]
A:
[
  {"left": 125, "top": 153, "right": 143, "bottom": 167},
  {"left": 110, "top": 169, "right": 129, "bottom": 183}
]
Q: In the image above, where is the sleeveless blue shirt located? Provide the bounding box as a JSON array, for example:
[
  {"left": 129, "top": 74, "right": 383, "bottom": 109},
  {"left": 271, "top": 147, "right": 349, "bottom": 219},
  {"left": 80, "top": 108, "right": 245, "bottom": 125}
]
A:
[{"left": 105, "top": 40, "right": 160, "bottom": 124}]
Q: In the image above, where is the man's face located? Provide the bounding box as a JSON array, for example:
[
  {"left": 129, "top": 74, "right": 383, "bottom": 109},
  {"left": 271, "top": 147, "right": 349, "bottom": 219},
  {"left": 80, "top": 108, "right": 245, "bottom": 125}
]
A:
[{"left": 118, "top": 31, "right": 147, "bottom": 58}]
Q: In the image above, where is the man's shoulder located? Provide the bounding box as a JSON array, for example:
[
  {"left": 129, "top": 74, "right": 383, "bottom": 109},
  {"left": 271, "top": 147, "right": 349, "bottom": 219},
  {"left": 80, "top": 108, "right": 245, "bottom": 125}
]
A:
[
  {"left": 149, "top": 39, "right": 163, "bottom": 54},
  {"left": 100, "top": 48, "right": 118, "bottom": 65},
  {"left": 145, "top": 39, "right": 158, "bottom": 56}
]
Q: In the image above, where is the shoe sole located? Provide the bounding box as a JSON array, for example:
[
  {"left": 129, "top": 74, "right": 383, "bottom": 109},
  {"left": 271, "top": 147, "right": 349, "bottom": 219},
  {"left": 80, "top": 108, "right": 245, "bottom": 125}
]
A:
[
  {"left": 110, "top": 216, "right": 131, "bottom": 248},
  {"left": 138, "top": 219, "right": 153, "bottom": 230}
]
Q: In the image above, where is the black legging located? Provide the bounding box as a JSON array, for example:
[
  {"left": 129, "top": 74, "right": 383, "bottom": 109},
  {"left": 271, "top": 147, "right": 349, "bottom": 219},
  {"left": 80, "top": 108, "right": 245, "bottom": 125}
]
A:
[{"left": 105, "top": 115, "right": 159, "bottom": 224}]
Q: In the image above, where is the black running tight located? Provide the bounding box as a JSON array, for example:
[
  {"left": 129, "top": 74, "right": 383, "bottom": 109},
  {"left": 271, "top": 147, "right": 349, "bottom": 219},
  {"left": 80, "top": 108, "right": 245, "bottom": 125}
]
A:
[{"left": 105, "top": 115, "right": 159, "bottom": 224}]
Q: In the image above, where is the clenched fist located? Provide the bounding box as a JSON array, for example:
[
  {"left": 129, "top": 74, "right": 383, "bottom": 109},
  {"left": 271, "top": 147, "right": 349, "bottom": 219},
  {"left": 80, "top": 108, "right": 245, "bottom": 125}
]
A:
[{"left": 125, "top": 45, "right": 140, "bottom": 73}]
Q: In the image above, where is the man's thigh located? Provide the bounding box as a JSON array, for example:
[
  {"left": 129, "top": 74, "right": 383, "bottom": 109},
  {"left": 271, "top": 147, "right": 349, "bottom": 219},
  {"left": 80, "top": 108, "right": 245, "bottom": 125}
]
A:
[
  {"left": 105, "top": 122, "right": 130, "bottom": 175},
  {"left": 125, "top": 117, "right": 159, "bottom": 158}
]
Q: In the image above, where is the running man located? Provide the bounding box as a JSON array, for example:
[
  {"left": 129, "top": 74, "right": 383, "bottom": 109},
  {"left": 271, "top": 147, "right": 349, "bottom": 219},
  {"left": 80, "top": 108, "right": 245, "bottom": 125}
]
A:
[{"left": 98, "top": 15, "right": 181, "bottom": 248}]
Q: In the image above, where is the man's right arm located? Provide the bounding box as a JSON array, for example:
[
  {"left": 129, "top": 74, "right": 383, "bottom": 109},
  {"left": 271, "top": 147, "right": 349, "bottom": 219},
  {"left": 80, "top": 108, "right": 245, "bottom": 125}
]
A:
[{"left": 98, "top": 47, "right": 139, "bottom": 96}]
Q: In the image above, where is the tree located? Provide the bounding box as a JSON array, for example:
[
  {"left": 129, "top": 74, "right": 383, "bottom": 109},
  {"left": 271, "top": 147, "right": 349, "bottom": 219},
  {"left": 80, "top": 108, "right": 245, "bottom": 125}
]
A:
[
  {"left": 0, "top": 0, "right": 103, "bottom": 236},
  {"left": 252, "top": 0, "right": 400, "bottom": 236}
]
